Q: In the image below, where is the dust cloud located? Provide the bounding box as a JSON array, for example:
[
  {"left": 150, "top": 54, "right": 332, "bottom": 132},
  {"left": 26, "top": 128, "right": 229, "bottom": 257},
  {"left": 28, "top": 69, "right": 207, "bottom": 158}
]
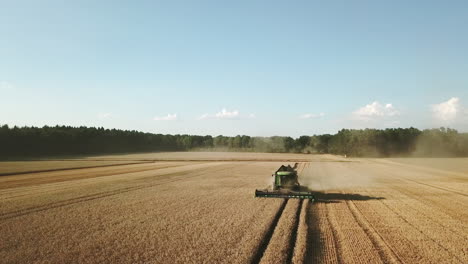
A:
[{"left": 299, "top": 162, "right": 378, "bottom": 192}]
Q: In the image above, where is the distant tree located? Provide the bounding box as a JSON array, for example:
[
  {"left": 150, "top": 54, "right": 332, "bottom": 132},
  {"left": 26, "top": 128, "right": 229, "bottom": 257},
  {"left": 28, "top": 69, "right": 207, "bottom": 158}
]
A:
[{"left": 0, "top": 124, "right": 466, "bottom": 159}]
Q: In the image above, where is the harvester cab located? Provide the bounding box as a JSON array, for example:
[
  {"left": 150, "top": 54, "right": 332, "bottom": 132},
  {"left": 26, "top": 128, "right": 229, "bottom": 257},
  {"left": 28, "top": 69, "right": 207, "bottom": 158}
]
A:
[
  {"left": 272, "top": 164, "right": 300, "bottom": 191},
  {"left": 255, "top": 163, "right": 315, "bottom": 200}
]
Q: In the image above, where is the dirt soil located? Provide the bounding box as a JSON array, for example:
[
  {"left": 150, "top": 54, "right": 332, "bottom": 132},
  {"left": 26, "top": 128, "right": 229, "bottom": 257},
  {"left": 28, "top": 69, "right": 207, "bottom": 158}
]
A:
[{"left": 0, "top": 153, "right": 466, "bottom": 263}]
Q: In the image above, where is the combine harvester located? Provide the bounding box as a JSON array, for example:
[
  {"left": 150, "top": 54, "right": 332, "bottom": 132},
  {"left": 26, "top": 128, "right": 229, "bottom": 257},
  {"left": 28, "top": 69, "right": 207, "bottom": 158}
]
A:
[{"left": 255, "top": 163, "right": 315, "bottom": 200}]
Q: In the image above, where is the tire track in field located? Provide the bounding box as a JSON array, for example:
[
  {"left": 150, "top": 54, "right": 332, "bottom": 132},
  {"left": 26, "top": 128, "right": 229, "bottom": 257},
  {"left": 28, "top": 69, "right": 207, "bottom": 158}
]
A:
[
  {"left": 0, "top": 164, "right": 236, "bottom": 221},
  {"left": 369, "top": 167, "right": 468, "bottom": 221},
  {"left": 0, "top": 161, "right": 154, "bottom": 177},
  {"left": 344, "top": 197, "right": 403, "bottom": 264},
  {"left": 346, "top": 162, "right": 468, "bottom": 222},
  {"left": 361, "top": 187, "right": 468, "bottom": 259},
  {"left": 0, "top": 163, "right": 191, "bottom": 200},
  {"left": 370, "top": 158, "right": 468, "bottom": 179},
  {"left": 291, "top": 199, "right": 309, "bottom": 264},
  {"left": 382, "top": 183, "right": 468, "bottom": 236},
  {"left": 250, "top": 199, "right": 288, "bottom": 264},
  {"left": 0, "top": 163, "right": 189, "bottom": 194},
  {"left": 0, "top": 165, "right": 188, "bottom": 201},
  {"left": 398, "top": 182, "right": 468, "bottom": 220},
  {"left": 311, "top": 162, "right": 392, "bottom": 263},
  {"left": 373, "top": 192, "right": 466, "bottom": 264},
  {"left": 254, "top": 198, "right": 306, "bottom": 264},
  {"left": 401, "top": 178, "right": 468, "bottom": 197},
  {"left": 319, "top": 181, "right": 343, "bottom": 264},
  {"left": 0, "top": 164, "right": 230, "bottom": 219},
  {"left": 369, "top": 161, "right": 468, "bottom": 197},
  {"left": 305, "top": 202, "right": 341, "bottom": 264},
  {"left": 286, "top": 199, "right": 304, "bottom": 264},
  {"left": 342, "top": 163, "right": 467, "bottom": 263},
  {"left": 304, "top": 162, "right": 342, "bottom": 264}
]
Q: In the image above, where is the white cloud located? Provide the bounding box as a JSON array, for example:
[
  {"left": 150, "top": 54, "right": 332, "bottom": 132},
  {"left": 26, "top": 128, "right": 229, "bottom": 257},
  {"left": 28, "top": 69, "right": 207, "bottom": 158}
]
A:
[
  {"left": 0, "top": 81, "right": 14, "bottom": 90},
  {"left": 299, "top": 113, "right": 325, "bottom": 119},
  {"left": 198, "top": 108, "right": 249, "bottom": 120},
  {"left": 98, "top": 113, "right": 112, "bottom": 119},
  {"left": 352, "top": 101, "right": 399, "bottom": 121},
  {"left": 154, "top": 113, "right": 178, "bottom": 121},
  {"left": 215, "top": 108, "right": 239, "bottom": 119},
  {"left": 431, "top": 97, "right": 460, "bottom": 122}
]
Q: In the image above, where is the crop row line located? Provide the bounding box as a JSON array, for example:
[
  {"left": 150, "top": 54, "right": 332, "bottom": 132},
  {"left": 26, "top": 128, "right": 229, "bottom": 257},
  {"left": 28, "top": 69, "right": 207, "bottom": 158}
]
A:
[
  {"left": 0, "top": 164, "right": 235, "bottom": 221},
  {"left": 251, "top": 197, "right": 309, "bottom": 264},
  {"left": 250, "top": 199, "right": 288, "bottom": 264},
  {"left": 344, "top": 196, "right": 403, "bottom": 264},
  {"left": 286, "top": 199, "right": 304, "bottom": 264},
  {"left": 0, "top": 163, "right": 190, "bottom": 199},
  {"left": 373, "top": 190, "right": 466, "bottom": 263},
  {"left": 0, "top": 161, "right": 154, "bottom": 177}
]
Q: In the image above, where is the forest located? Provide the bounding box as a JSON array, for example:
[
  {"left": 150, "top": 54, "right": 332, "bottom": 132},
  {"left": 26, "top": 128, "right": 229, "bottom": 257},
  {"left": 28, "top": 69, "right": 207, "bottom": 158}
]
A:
[{"left": 1, "top": 125, "right": 467, "bottom": 159}]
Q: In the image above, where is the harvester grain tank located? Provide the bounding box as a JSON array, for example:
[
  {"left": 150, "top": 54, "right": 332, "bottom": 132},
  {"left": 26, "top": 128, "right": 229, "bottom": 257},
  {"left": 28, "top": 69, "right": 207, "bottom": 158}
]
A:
[{"left": 255, "top": 163, "right": 315, "bottom": 200}]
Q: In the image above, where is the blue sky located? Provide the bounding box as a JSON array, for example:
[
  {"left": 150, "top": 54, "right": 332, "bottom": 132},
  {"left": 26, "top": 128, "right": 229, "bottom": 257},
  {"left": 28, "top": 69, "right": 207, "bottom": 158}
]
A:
[{"left": 1, "top": 0, "right": 467, "bottom": 137}]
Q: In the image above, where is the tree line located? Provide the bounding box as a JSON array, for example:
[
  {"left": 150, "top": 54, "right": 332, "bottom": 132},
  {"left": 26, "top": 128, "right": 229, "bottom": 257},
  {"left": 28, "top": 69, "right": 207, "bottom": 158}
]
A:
[{"left": 1, "top": 125, "right": 467, "bottom": 159}]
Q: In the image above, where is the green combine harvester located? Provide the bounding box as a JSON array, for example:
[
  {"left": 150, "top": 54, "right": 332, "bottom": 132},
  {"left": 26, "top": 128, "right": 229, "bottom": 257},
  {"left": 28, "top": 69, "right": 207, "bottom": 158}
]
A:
[{"left": 255, "top": 163, "right": 315, "bottom": 200}]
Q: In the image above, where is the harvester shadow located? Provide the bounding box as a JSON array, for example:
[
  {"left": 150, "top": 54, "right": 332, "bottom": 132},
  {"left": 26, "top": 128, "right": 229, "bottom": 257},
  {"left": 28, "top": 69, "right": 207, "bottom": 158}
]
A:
[
  {"left": 312, "top": 191, "right": 385, "bottom": 203},
  {"left": 297, "top": 186, "right": 385, "bottom": 203}
]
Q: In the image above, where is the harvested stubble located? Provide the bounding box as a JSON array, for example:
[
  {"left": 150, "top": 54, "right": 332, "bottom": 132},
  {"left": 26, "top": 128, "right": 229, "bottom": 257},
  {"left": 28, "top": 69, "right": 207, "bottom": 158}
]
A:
[
  {"left": 259, "top": 199, "right": 301, "bottom": 264},
  {"left": 302, "top": 159, "right": 468, "bottom": 264},
  {"left": 291, "top": 199, "right": 309, "bottom": 264}
]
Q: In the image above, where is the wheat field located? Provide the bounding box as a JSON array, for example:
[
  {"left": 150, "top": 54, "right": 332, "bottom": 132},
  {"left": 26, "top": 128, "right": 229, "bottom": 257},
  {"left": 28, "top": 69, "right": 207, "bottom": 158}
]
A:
[{"left": 0, "top": 153, "right": 466, "bottom": 263}]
